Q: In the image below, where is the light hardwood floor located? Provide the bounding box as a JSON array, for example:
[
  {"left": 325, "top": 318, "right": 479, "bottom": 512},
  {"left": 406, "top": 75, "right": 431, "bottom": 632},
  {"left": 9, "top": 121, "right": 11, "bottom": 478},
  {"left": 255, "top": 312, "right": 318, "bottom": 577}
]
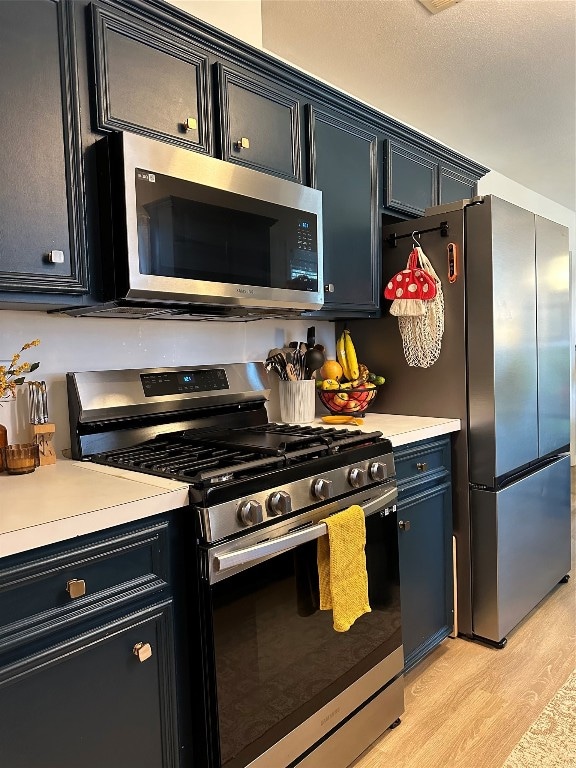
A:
[{"left": 352, "top": 476, "right": 576, "bottom": 768}]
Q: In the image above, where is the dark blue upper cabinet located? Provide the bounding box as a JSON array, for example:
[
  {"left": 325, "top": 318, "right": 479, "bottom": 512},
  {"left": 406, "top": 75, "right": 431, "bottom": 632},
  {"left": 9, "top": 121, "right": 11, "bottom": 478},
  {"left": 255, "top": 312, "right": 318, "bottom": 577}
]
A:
[
  {"left": 91, "top": 3, "right": 213, "bottom": 154},
  {"left": 439, "top": 164, "right": 477, "bottom": 205},
  {"left": 0, "top": 0, "right": 88, "bottom": 298},
  {"left": 215, "top": 64, "right": 302, "bottom": 182},
  {"left": 385, "top": 139, "right": 438, "bottom": 217},
  {"left": 384, "top": 139, "right": 481, "bottom": 218},
  {"left": 308, "top": 106, "right": 380, "bottom": 317}
]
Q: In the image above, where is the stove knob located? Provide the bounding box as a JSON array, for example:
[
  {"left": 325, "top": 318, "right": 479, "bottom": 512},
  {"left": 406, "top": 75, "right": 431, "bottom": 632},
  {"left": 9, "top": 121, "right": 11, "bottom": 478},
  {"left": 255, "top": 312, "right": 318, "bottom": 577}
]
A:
[
  {"left": 312, "top": 478, "right": 333, "bottom": 501},
  {"left": 237, "top": 500, "right": 263, "bottom": 527},
  {"left": 369, "top": 462, "right": 388, "bottom": 482},
  {"left": 267, "top": 490, "right": 292, "bottom": 517},
  {"left": 348, "top": 467, "right": 368, "bottom": 488}
]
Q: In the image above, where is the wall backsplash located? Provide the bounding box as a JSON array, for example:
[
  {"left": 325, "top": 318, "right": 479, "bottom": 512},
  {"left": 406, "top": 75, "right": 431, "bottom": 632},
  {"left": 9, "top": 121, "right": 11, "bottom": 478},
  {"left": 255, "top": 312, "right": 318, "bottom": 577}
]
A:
[{"left": 0, "top": 310, "right": 333, "bottom": 456}]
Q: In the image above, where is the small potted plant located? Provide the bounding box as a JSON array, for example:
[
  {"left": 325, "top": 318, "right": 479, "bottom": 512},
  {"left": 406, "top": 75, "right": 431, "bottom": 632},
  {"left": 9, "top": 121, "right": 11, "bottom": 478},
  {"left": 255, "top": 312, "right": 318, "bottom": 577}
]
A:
[{"left": 0, "top": 339, "right": 40, "bottom": 472}]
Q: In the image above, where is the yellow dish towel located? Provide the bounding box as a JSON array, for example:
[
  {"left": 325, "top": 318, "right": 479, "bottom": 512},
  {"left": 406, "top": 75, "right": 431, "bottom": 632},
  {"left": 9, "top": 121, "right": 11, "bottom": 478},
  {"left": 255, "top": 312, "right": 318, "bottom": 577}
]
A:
[{"left": 317, "top": 504, "right": 371, "bottom": 632}]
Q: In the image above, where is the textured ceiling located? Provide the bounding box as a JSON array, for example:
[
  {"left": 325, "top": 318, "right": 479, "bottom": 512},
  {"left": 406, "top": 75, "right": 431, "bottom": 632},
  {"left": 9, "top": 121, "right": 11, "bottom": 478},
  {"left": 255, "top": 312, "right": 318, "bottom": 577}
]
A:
[{"left": 261, "top": 0, "right": 576, "bottom": 211}]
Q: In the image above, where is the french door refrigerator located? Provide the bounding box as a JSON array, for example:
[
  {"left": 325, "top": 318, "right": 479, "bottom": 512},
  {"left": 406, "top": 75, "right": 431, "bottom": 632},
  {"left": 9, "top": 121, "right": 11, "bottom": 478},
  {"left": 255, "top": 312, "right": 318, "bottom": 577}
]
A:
[{"left": 350, "top": 195, "right": 571, "bottom": 646}]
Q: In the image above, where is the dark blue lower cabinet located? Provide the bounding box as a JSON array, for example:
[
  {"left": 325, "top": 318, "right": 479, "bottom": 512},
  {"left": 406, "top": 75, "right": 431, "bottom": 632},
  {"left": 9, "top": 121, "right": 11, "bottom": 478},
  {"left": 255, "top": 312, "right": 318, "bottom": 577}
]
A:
[
  {"left": 398, "top": 481, "right": 454, "bottom": 672},
  {"left": 0, "top": 600, "right": 179, "bottom": 768}
]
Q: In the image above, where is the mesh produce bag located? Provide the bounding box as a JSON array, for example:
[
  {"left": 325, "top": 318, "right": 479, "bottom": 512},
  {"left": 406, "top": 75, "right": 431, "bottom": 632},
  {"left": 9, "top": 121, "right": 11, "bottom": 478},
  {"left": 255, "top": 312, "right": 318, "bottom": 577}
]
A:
[{"left": 396, "top": 249, "right": 444, "bottom": 368}]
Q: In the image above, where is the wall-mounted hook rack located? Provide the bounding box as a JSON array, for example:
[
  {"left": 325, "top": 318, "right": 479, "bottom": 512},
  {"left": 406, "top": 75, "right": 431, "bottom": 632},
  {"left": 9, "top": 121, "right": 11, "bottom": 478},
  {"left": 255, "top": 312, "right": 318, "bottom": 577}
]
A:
[{"left": 386, "top": 221, "right": 449, "bottom": 248}]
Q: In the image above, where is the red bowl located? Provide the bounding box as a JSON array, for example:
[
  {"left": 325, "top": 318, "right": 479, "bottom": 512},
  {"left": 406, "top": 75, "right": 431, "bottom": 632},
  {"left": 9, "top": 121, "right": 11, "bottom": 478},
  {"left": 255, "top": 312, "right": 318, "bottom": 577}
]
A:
[{"left": 318, "top": 386, "right": 377, "bottom": 416}]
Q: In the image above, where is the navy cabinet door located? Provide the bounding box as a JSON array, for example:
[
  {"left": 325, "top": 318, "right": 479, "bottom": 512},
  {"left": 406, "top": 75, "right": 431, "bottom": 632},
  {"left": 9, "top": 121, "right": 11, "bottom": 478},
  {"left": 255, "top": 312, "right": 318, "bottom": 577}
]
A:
[
  {"left": 308, "top": 106, "right": 380, "bottom": 315},
  {"left": 215, "top": 64, "right": 302, "bottom": 181},
  {"left": 398, "top": 481, "right": 453, "bottom": 670},
  {"left": 439, "top": 165, "right": 477, "bottom": 205},
  {"left": 384, "top": 139, "right": 438, "bottom": 217},
  {"left": 0, "top": 0, "right": 87, "bottom": 296},
  {"left": 91, "top": 4, "right": 212, "bottom": 154},
  {"left": 0, "top": 601, "right": 179, "bottom": 768}
]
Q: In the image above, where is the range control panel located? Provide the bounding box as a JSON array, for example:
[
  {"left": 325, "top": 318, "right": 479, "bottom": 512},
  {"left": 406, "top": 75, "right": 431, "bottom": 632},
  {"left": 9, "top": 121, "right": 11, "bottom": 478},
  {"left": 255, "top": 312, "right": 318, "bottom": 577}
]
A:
[{"left": 141, "top": 368, "right": 229, "bottom": 396}]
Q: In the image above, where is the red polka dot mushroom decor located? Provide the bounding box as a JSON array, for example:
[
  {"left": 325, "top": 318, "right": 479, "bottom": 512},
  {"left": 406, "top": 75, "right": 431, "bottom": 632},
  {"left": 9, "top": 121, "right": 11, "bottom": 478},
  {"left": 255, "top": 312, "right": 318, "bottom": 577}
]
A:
[{"left": 384, "top": 248, "right": 437, "bottom": 301}]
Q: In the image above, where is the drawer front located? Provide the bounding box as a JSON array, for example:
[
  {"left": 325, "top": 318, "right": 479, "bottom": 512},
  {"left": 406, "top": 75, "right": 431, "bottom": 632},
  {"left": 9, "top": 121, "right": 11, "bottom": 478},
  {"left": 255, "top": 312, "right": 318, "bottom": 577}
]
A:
[
  {"left": 394, "top": 438, "right": 451, "bottom": 488},
  {"left": 0, "top": 522, "right": 169, "bottom": 640}
]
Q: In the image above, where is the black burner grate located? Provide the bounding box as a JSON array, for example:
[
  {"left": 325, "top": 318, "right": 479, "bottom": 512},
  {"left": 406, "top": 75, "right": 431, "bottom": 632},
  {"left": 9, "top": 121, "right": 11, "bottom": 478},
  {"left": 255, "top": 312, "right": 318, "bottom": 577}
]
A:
[{"left": 91, "top": 423, "right": 385, "bottom": 490}]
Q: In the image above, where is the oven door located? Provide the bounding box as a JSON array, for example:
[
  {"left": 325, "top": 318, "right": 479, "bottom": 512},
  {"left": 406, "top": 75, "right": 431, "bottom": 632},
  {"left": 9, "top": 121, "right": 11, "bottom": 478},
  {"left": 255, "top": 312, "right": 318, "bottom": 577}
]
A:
[{"left": 199, "top": 483, "right": 402, "bottom": 768}]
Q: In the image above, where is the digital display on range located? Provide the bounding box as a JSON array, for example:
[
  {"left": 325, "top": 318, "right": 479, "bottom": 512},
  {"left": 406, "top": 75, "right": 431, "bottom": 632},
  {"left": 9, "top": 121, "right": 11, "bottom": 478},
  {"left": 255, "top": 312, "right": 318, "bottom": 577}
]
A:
[{"left": 141, "top": 369, "right": 229, "bottom": 397}]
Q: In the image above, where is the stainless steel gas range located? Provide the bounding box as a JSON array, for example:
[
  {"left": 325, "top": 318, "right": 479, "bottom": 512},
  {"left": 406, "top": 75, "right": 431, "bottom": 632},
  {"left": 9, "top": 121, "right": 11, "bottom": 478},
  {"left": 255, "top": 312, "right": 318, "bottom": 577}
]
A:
[{"left": 67, "top": 362, "right": 404, "bottom": 768}]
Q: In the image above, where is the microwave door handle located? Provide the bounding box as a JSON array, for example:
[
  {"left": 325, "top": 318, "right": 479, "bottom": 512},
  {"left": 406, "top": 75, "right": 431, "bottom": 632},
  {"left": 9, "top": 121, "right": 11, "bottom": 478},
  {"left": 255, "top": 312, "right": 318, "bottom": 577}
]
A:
[{"left": 213, "top": 487, "right": 397, "bottom": 573}]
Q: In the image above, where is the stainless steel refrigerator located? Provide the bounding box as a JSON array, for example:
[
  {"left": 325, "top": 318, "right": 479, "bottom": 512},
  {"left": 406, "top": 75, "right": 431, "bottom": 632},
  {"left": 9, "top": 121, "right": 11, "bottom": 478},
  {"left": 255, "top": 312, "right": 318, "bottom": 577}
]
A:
[{"left": 350, "top": 195, "right": 571, "bottom": 646}]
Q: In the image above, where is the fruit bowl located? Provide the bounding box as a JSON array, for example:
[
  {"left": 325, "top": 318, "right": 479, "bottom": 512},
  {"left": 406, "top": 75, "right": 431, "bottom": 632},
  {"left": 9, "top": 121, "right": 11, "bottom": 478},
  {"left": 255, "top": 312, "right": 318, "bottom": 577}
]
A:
[{"left": 318, "top": 386, "right": 378, "bottom": 416}]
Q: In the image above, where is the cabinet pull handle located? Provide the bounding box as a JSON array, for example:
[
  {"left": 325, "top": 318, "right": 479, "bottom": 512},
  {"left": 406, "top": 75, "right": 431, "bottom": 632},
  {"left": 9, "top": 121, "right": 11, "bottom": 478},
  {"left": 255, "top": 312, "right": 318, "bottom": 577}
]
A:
[
  {"left": 416, "top": 462, "right": 428, "bottom": 472},
  {"left": 133, "top": 642, "right": 153, "bottom": 663},
  {"left": 234, "top": 137, "right": 250, "bottom": 150},
  {"left": 184, "top": 117, "right": 197, "bottom": 131},
  {"left": 398, "top": 520, "right": 411, "bottom": 531},
  {"left": 66, "top": 578, "right": 86, "bottom": 599},
  {"left": 324, "top": 283, "right": 335, "bottom": 293}
]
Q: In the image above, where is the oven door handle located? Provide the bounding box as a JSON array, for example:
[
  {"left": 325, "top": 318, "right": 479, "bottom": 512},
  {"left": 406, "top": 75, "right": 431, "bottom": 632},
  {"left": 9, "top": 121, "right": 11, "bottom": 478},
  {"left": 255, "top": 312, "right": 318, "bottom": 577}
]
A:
[{"left": 213, "top": 489, "right": 397, "bottom": 574}]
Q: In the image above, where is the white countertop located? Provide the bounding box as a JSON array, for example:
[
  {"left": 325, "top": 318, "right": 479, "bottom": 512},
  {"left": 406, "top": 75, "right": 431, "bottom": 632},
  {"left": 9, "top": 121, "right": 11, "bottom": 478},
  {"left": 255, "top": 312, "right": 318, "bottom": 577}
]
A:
[
  {"left": 0, "top": 461, "right": 189, "bottom": 559},
  {"left": 324, "top": 413, "right": 461, "bottom": 447},
  {"left": 0, "top": 413, "right": 459, "bottom": 560}
]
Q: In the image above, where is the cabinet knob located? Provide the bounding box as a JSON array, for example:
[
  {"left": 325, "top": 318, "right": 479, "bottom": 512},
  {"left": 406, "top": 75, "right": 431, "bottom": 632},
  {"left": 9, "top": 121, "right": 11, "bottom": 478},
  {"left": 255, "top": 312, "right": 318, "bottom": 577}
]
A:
[
  {"left": 234, "top": 137, "right": 250, "bottom": 150},
  {"left": 324, "top": 283, "right": 335, "bottom": 293},
  {"left": 398, "top": 519, "right": 411, "bottom": 531},
  {"left": 46, "top": 249, "right": 65, "bottom": 264},
  {"left": 66, "top": 578, "right": 86, "bottom": 599},
  {"left": 184, "top": 116, "right": 197, "bottom": 131},
  {"left": 133, "top": 642, "right": 153, "bottom": 663},
  {"left": 416, "top": 462, "right": 428, "bottom": 472}
]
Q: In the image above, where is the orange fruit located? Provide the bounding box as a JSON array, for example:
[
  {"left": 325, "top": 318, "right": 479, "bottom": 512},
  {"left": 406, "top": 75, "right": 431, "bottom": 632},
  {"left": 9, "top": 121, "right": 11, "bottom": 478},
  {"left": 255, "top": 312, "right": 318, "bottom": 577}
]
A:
[{"left": 320, "top": 359, "right": 343, "bottom": 382}]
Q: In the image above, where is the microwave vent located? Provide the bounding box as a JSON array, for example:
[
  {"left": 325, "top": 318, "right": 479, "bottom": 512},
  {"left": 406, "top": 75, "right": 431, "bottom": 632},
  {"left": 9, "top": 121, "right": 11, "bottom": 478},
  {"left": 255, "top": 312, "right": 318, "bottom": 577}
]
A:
[
  {"left": 416, "top": 0, "right": 463, "bottom": 13},
  {"left": 50, "top": 301, "right": 304, "bottom": 322}
]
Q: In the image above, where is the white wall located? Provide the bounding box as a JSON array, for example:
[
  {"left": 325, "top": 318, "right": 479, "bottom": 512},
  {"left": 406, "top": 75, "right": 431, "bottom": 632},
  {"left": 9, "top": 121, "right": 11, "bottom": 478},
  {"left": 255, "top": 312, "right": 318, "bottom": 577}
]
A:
[
  {"left": 165, "top": 0, "right": 263, "bottom": 47},
  {"left": 0, "top": 311, "right": 333, "bottom": 455}
]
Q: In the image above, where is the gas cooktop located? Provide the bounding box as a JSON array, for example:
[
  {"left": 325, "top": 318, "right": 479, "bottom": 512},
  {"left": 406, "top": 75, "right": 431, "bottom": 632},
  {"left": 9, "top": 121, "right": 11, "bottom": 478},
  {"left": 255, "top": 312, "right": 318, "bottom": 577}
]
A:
[{"left": 67, "top": 363, "right": 395, "bottom": 542}]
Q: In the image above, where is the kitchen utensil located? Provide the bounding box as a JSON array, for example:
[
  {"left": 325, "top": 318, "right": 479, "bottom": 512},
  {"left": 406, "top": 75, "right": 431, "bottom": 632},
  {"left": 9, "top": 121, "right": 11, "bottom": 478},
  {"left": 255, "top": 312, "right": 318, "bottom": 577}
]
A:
[
  {"left": 292, "top": 343, "right": 307, "bottom": 379},
  {"left": 305, "top": 344, "right": 326, "bottom": 378},
  {"left": 285, "top": 362, "right": 298, "bottom": 381},
  {"left": 265, "top": 352, "right": 288, "bottom": 380},
  {"left": 40, "top": 381, "right": 48, "bottom": 423},
  {"left": 28, "top": 381, "right": 49, "bottom": 424},
  {"left": 307, "top": 326, "right": 315, "bottom": 348}
]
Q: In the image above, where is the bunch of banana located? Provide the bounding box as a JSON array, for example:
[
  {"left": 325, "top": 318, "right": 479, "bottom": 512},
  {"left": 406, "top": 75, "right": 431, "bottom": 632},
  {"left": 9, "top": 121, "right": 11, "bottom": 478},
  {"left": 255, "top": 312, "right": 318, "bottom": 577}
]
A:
[
  {"left": 336, "top": 330, "right": 359, "bottom": 382},
  {"left": 316, "top": 330, "right": 385, "bottom": 391},
  {"left": 334, "top": 331, "right": 385, "bottom": 388}
]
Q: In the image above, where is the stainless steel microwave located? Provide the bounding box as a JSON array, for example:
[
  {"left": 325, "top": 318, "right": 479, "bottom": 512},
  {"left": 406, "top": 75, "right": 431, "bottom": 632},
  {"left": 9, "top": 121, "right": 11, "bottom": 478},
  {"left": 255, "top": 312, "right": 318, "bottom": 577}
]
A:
[{"left": 75, "top": 132, "right": 324, "bottom": 320}]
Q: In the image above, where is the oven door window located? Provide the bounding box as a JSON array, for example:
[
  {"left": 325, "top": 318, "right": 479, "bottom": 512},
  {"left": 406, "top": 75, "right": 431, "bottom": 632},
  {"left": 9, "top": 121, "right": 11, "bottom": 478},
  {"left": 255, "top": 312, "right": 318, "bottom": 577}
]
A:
[
  {"left": 208, "top": 510, "right": 401, "bottom": 768},
  {"left": 135, "top": 170, "right": 319, "bottom": 292}
]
